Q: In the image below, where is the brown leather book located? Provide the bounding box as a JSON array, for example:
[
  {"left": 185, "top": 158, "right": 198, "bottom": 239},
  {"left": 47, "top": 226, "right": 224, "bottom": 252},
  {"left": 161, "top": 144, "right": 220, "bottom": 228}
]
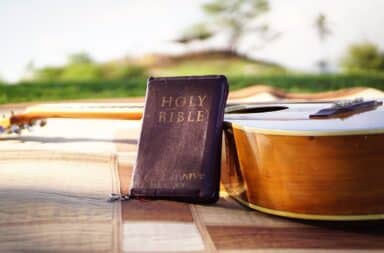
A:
[{"left": 130, "top": 75, "right": 228, "bottom": 203}]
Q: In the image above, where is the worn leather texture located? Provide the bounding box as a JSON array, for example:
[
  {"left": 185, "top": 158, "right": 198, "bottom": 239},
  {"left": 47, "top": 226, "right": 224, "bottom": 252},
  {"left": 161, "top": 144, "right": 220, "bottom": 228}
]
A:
[{"left": 130, "top": 76, "right": 228, "bottom": 203}]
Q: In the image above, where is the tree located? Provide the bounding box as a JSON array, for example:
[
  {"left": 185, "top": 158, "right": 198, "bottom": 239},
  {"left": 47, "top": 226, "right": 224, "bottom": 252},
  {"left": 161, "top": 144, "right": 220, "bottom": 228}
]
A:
[
  {"left": 21, "top": 61, "right": 36, "bottom": 81},
  {"left": 60, "top": 52, "right": 102, "bottom": 81},
  {"left": 177, "top": 0, "right": 278, "bottom": 54},
  {"left": 60, "top": 64, "right": 101, "bottom": 81},
  {"left": 340, "top": 42, "right": 384, "bottom": 72},
  {"left": 102, "top": 64, "right": 148, "bottom": 80},
  {"left": 314, "top": 13, "right": 332, "bottom": 72},
  {"left": 68, "top": 52, "right": 94, "bottom": 65},
  {"left": 34, "top": 67, "right": 63, "bottom": 81},
  {"left": 314, "top": 13, "right": 332, "bottom": 42},
  {"left": 174, "top": 23, "right": 214, "bottom": 44}
]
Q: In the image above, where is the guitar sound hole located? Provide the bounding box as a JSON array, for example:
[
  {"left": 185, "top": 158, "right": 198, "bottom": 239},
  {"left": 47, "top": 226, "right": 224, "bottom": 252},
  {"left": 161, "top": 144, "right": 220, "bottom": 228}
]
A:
[{"left": 226, "top": 106, "right": 288, "bottom": 114}]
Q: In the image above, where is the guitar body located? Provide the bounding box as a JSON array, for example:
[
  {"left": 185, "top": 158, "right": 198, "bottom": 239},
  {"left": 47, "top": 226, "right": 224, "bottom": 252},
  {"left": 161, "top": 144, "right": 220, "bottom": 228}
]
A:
[{"left": 222, "top": 102, "right": 384, "bottom": 220}]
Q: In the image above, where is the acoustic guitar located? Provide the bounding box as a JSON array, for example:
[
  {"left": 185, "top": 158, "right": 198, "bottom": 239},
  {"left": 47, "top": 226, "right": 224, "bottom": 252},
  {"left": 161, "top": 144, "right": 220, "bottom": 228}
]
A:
[
  {"left": 0, "top": 103, "right": 143, "bottom": 134},
  {"left": 222, "top": 99, "right": 384, "bottom": 220},
  {"left": 2, "top": 100, "right": 384, "bottom": 221}
]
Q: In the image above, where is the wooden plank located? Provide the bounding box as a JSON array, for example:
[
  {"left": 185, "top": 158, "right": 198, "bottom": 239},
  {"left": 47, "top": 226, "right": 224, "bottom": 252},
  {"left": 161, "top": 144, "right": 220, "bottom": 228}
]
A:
[
  {"left": 121, "top": 200, "right": 204, "bottom": 252},
  {"left": 0, "top": 150, "right": 119, "bottom": 253},
  {"left": 122, "top": 200, "right": 193, "bottom": 222},
  {"left": 122, "top": 221, "right": 205, "bottom": 252},
  {"left": 195, "top": 198, "right": 303, "bottom": 228},
  {"left": 207, "top": 225, "right": 384, "bottom": 250}
]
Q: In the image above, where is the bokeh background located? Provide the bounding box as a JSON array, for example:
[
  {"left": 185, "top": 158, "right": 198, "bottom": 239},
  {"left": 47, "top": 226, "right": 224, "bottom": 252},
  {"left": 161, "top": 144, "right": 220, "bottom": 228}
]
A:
[{"left": 1, "top": 0, "right": 384, "bottom": 103}]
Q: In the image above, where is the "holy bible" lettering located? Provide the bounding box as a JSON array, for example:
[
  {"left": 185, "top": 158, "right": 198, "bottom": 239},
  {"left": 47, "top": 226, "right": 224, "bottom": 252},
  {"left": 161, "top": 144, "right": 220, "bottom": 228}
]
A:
[
  {"left": 158, "top": 95, "right": 208, "bottom": 123},
  {"left": 131, "top": 76, "right": 228, "bottom": 203}
]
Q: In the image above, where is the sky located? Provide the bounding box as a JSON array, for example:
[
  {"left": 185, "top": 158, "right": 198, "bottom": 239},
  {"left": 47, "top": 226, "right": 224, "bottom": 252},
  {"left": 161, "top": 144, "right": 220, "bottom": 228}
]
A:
[{"left": 0, "top": 0, "right": 383, "bottom": 82}]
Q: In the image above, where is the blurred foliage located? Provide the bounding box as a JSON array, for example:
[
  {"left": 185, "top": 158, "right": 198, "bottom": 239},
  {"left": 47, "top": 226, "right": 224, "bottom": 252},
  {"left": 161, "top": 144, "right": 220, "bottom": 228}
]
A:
[
  {"left": 177, "top": 0, "right": 277, "bottom": 53},
  {"left": 68, "top": 52, "right": 94, "bottom": 65},
  {"left": 2, "top": 44, "right": 383, "bottom": 105},
  {"left": 314, "top": 13, "right": 332, "bottom": 73},
  {"left": 340, "top": 42, "right": 384, "bottom": 72},
  {"left": 34, "top": 67, "right": 63, "bottom": 82},
  {"left": 102, "top": 64, "right": 148, "bottom": 80},
  {"left": 314, "top": 13, "right": 332, "bottom": 42},
  {"left": 150, "top": 54, "right": 286, "bottom": 76},
  {"left": 228, "top": 73, "right": 384, "bottom": 92},
  {"left": 30, "top": 52, "right": 148, "bottom": 82},
  {"left": 174, "top": 23, "right": 214, "bottom": 44},
  {"left": 1, "top": 73, "right": 384, "bottom": 104},
  {"left": 60, "top": 63, "right": 102, "bottom": 81}
]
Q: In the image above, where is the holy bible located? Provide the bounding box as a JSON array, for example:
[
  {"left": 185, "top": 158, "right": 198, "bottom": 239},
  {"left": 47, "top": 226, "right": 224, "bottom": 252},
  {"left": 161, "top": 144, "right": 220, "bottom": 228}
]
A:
[{"left": 130, "top": 75, "right": 228, "bottom": 203}]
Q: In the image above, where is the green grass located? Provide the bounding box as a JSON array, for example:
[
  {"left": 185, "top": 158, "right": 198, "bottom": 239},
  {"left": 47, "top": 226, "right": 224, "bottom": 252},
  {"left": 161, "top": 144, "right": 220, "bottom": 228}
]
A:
[
  {"left": 0, "top": 78, "right": 147, "bottom": 104},
  {"left": 1, "top": 73, "right": 384, "bottom": 104},
  {"left": 228, "top": 73, "right": 384, "bottom": 92}
]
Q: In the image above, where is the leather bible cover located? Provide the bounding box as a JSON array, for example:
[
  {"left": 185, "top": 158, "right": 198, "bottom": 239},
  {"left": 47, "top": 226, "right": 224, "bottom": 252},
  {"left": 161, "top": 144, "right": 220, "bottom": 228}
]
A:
[{"left": 130, "top": 75, "right": 228, "bottom": 203}]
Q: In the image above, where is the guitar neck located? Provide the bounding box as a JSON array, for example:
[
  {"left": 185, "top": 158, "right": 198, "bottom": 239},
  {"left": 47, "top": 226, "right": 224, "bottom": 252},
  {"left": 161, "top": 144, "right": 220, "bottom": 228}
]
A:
[{"left": 12, "top": 103, "right": 144, "bottom": 124}]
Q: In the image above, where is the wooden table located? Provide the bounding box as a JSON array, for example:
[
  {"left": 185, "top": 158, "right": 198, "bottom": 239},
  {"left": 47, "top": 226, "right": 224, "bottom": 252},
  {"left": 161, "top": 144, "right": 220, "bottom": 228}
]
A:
[{"left": 1, "top": 107, "right": 384, "bottom": 252}]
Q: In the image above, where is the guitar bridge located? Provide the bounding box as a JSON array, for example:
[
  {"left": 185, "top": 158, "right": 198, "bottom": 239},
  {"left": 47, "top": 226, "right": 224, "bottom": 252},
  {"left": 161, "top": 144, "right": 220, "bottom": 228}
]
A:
[{"left": 310, "top": 99, "right": 383, "bottom": 119}]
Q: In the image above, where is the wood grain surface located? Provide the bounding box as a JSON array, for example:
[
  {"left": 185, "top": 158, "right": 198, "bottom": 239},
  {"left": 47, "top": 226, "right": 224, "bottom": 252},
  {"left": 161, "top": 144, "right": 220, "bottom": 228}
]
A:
[
  {"left": 0, "top": 150, "right": 120, "bottom": 253},
  {"left": 223, "top": 127, "right": 384, "bottom": 216}
]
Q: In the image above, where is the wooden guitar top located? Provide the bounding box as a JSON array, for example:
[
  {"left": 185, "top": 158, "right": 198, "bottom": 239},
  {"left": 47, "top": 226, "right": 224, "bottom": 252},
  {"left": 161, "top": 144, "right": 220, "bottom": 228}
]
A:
[{"left": 225, "top": 101, "right": 384, "bottom": 136}]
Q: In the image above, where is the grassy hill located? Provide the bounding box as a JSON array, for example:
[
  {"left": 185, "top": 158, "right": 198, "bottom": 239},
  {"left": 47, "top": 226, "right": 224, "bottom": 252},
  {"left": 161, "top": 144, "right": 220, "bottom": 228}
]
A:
[
  {"left": 140, "top": 50, "right": 287, "bottom": 76},
  {"left": 0, "top": 50, "right": 384, "bottom": 104}
]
